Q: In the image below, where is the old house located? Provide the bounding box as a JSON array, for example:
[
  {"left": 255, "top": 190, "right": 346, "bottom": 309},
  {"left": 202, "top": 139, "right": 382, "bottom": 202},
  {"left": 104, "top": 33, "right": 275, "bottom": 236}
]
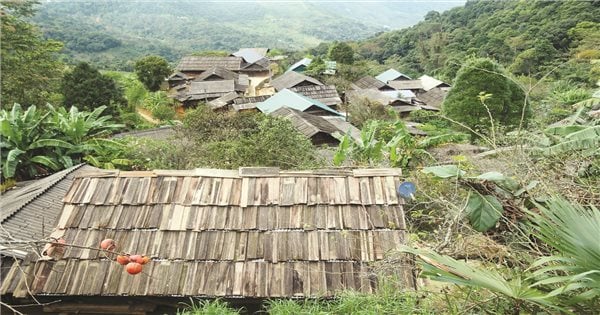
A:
[
  {"left": 270, "top": 71, "right": 323, "bottom": 91},
  {"left": 2, "top": 167, "right": 414, "bottom": 313},
  {"left": 290, "top": 85, "right": 342, "bottom": 110},
  {"left": 387, "top": 80, "right": 425, "bottom": 94},
  {"left": 418, "top": 75, "right": 450, "bottom": 92},
  {"left": 286, "top": 58, "right": 313, "bottom": 73},
  {"left": 375, "top": 69, "right": 412, "bottom": 83},
  {"left": 174, "top": 80, "right": 240, "bottom": 107},
  {"left": 232, "top": 95, "right": 271, "bottom": 112},
  {"left": 351, "top": 76, "right": 394, "bottom": 91},
  {"left": 270, "top": 107, "right": 355, "bottom": 146},
  {"left": 257, "top": 89, "right": 341, "bottom": 116}
]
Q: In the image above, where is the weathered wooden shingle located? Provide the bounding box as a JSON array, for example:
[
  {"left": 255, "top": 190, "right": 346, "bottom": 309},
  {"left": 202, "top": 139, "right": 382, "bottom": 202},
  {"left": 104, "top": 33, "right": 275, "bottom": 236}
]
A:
[{"left": 4, "top": 167, "right": 413, "bottom": 298}]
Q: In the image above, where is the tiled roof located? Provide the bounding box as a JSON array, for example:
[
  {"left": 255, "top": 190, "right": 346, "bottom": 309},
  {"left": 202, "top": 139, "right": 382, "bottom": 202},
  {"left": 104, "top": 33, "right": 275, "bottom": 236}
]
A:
[
  {"left": 387, "top": 80, "right": 424, "bottom": 91},
  {"left": 271, "top": 107, "right": 340, "bottom": 138},
  {"left": 193, "top": 67, "right": 239, "bottom": 82},
  {"left": 2, "top": 167, "right": 413, "bottom": 298}
]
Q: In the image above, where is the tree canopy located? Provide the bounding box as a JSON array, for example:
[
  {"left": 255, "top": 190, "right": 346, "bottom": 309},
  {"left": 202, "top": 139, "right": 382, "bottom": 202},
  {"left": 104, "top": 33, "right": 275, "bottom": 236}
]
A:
[
  {"left": 134, "top": 55, "right": 172, "bottom": 92},
  {"left": 328, "top": 42, "right": 355, "bottom": 64},
  {"left": 61, "top": 62, "right": 126, "bottom": 116},
  {"left": 1, "top": 0, "right": 63, "bottom": 108},
  {"left": 442, "top": 57, "right": 530, "bottom": 135}
]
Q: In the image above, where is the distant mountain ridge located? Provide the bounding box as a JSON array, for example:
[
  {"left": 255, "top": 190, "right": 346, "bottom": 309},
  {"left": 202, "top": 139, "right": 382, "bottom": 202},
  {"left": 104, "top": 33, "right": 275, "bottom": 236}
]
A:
[{"left": 32, "top": 0, "right": 464, "bottom": 70}]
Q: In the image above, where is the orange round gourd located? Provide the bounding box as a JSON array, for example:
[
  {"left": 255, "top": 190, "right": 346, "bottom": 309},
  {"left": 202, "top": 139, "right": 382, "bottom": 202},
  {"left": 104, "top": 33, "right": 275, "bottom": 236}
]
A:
[
  {"left": 116, "top": 255, "right": 130, "bottom": 265},
  {"left": 129, "top": 255, "right": 143, "bottom": 264},
  {"left": 100, "top": 239, "right": 116, "bottom": 251},
  {"left": 126, "top": 262, "right": 143, "bottom": 275},
  {"left": 140, "top": 256, "right": 151, "bottom": 265}
]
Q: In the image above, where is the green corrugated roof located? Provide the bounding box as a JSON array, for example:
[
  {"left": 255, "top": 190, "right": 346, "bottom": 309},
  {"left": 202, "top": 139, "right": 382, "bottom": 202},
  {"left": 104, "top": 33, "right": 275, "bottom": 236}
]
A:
[
  {"left": 257, "top": 89, "right": 341, "bottom": 116},
  {"left": 375, "top": 69, "right": 411, "bottom": 83}
]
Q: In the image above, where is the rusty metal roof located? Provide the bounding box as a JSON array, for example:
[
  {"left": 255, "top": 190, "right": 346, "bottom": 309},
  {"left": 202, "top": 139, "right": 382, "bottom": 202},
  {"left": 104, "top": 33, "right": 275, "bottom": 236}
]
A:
[{"left": 2, "top": 167, "right": 413, "bottom": 298}]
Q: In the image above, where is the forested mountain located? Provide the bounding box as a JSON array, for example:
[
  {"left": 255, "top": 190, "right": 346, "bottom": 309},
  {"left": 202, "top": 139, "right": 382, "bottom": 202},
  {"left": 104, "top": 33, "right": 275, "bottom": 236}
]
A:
[
  {"left": 357, "top": 0, "right": 600, "bottom": 83},
  {"left": 32, "top": 0, "right": 462, "bottom": 70}
]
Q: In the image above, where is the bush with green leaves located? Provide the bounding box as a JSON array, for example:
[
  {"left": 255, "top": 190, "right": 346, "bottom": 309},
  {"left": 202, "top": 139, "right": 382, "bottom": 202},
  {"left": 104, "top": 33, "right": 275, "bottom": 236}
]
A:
[
  {"left": 177, "top": 299, "right": 240, "bottom": 315},
  {"left": 134, "top": 55, "right": 172, "bottom": 92}
]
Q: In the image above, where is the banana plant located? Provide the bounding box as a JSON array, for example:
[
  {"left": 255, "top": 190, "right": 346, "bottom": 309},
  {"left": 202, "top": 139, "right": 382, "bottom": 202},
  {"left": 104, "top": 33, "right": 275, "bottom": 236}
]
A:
[{"left": 1, "top": 104, "right": 73, "bottom": 179}]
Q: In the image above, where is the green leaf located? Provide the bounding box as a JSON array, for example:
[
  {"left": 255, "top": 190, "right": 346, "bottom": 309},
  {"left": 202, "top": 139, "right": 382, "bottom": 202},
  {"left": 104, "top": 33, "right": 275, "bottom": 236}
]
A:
[
  {"left": 29, "top": 138, "right": 74, "bottom": 150},
  {"left": 2, "top": 148, "right": 25, "bottom": 178},
  {"left": 422, "top": 165, "right": 466, "bottom": 178},
  {"left": 30, "top": 155, "right": 61, "bottom": 171},
  {"left": 474, "top": 171, "right": 506, "bottom": 181},
  {"left": 466, "top": 193, "right": 503, "bottom": 232}
]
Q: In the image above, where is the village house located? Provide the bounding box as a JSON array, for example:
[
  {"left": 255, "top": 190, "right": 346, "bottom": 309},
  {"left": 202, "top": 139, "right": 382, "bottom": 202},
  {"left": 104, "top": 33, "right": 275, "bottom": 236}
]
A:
[
  {"left": 270, "top": 107, "right": 359, "bottom": 146},
  {"left": 290, "top": 85, "right": 343, "bottom": 110},
  {"left": 270, "top": 71, "right": 323, "bottom": 92},
  {"left": 2, "top": 167, "right": 414, "bottom": 313},
  {"left": 351, "top": 76, "right": 395, "bottom": 91},
  {"left": 256, "top": 89, "right": 341, "bottom": 116},
  {"left": 375, "top": 68, "right": 412, "bottom": 83},
  {"left": 286, "top": 58, "right": 337, "bottom": 75}
]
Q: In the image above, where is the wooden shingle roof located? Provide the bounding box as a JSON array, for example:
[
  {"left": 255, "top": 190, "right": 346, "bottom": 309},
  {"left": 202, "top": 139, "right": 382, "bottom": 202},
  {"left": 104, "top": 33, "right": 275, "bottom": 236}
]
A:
[
  {"left": 270, "top": 107, "right": 340, "bottom": 138},
  {"left": 177, "top": 56, "right": 243, "bottom": 72},
  {"left": 290, "top": 85, "right": 342, "bottom": 107},
  {"left": 2, "top": 167, "right": 413, "bottom": 298},
  {"left": 193, "top": 67, "right": 239, "bottom": 82},
  {"left": 271, "top": 71, "right": 323, "bottom": 91},
  {"left": 351, "top": 76, "right": 393, "bottom": 91}
]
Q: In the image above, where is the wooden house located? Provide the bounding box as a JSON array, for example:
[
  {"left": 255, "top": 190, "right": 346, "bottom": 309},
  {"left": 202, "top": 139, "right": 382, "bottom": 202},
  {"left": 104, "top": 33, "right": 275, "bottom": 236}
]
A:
[
  {"left": 270, "top": 71, "right": 323, "bottom": 92},
  {"left": 257, "top": 89, "right": 341, "bottom": 116},
  {"left": 2, "top": 167, "right": 414, "bottom": 313},
  {"left": 231, "top": 95, "right": 271, "bottom": 112},
  {"left": 290, "top": 85, "right": 342, "bottom": 110},
  {"left": 270, "top": 107, "right": 356, "bottom": 146}
]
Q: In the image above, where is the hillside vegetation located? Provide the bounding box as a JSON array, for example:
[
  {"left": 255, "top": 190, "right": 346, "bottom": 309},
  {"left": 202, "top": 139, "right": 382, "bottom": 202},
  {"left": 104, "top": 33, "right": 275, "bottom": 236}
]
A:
[
  {"left": 357, "top": 0, "right": 600, "bottom": 83},
  {"left": 32, "top": 1, "right": 462, "bottom": 70}
]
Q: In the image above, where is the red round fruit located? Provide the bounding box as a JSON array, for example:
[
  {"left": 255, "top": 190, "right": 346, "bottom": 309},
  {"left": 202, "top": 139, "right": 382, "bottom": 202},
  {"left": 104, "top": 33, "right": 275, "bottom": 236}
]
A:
[
  {"left": 126, "top": 262, "right": 143, "bottom": 275},
  {"left": 116, "top": 255, "right": 130, "bottom": 265},
  {"left": 129, "top": 254, "right": 143, "bottom": 263},
  {"left": 100, "top": 239, "right": 116, "bottom": 251},
  {"left": 140, "top": 256, "right": 151, "bottom": 265}
]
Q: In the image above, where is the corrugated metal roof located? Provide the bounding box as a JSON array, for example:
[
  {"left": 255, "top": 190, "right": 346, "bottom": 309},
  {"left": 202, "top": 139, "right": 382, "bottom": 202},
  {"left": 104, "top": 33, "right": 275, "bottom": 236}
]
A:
[
  {"left": 286, "top": 58, "right": 312, "bottom": 73},
  {"left": 418, "top": 75, "right": 450, "bottom": 91},
  {"left": 257, "top": 89, "right": 341, "bottom": 116},
  {"left": 2, "top": 167, "right": 414, "bottom": 298},
  {"left": 375, "top": 69, "right": 412, "bottom": 83}
]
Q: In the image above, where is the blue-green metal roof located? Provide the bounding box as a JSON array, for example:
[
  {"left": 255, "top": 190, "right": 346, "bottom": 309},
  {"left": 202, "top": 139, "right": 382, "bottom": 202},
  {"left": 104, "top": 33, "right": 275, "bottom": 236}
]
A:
[
  {"left": 257, "top": 89, "right": 341, "bottom": 116},
  {"left": 375, "top": 69, "right": 412, "bottom": 83}
]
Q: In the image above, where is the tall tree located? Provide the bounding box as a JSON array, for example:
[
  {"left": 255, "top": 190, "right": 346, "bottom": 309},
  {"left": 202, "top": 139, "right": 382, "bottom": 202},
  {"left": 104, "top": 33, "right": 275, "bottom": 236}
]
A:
[
  {"left": 442, "top": 57, "right": 530, "bottom": 135},
  {"left": 328, "top": 42, "right": 355, "bottom": 64},
  {"left": 61, "top": 62, "right": 126, "bottom": 116},
  {"left": 1, "top": 0, "right": 64, "bottom": 108},
  {"left": 134, "top": 55, "right": 172, "bottom": 92}
]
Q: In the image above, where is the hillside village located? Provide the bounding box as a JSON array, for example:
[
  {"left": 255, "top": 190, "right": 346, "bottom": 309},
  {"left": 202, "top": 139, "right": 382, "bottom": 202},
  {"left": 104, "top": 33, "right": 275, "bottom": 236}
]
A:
[
  {"left": 1, "top": 0, "right": 599, "bottom": 314},
  {"left": 166, "top": 47, "right": 449, "bottom": 146}
]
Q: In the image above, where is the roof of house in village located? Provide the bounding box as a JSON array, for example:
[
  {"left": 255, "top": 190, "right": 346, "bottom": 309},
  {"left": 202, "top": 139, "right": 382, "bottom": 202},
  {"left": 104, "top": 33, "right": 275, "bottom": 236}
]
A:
[
  {"left": 112, "top": 126, "right": 176, "bottom": 140},
  {"left": 322, "top": 117, "right": 362, "bottom": 142},
  {"left": 193, "top": 67, "right": 239, "bottom": 82},
  {"left": 1, "top": 167, "right": 413, "bottom": 298},
  {"left": 189, "top": 80, "right": 236, "bottom": 95},
  {"left": 232, "top": 48, "right": 268, "bottom": 64},
  {"left": 290, "top": 85, "right": 342, "bottom": 107},
  {"left": 257, "top": 89, "right": 341, "bottom": 116},
  {"left": 347, "top": 89, "right": 412, "bottom": 107},
  {"left": 271, "top": 71, "right": 323, "bottom": 91},
  {"left": 351, "top": 76, "right": 393, "bottom": 91},
  {"left": 286, "top": 58, "right": 312, "bottom": 73},
  {"left": 270, "top": 107, "right": 341, "bottom": 138},
  {"left": 177, "top": 56, "right": 243, "bottom": 72},
  {"left": 375, "top": 69, "right": 412, "bottom": 83},
  {"left": 417, "top": 87, "right": 448, "bottom": 108},
  {"left": 241, "top": 57, "right": 271, "bottom": 72},
  {"left": 167, "top": 71, "right": 190, "bottom": 81},
  {"left": 387, "top": 80, "right": 424, "bottom": 91},
  {"left": 0, "top": 164, "right": 98, "bottom": 258},
  {"left": 418, "top": 75, "right": 450, "bottom": 91},
  {"left": 232, "top": 48, "right": 269, "bottom": 63},
  {"left": 381, "top": 90, "right": 417, "bottom": 99},
  {"left": 231, "top": 95, "right": 271, "bottom": 111},
  {"left": 207, "top": 92, "right": 240, "bottom": 110}
]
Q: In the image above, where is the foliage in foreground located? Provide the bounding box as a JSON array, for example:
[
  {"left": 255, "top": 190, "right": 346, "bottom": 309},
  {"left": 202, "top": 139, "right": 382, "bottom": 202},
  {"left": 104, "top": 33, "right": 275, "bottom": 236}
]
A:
[{"left": 402, "top": 197, "right": 600, "bottom": 313}]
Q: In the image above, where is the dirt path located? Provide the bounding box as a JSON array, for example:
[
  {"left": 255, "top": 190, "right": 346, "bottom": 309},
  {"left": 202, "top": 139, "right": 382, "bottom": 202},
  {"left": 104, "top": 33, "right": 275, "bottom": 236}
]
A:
[{"left": 136, "top": 107, "right": 160, "bottom": 124}]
